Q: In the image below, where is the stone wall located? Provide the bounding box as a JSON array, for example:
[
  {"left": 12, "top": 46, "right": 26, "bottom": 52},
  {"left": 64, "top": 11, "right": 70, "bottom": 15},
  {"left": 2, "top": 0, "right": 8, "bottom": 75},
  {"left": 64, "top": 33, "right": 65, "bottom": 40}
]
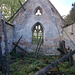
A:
[
  {"left": 12, "top": 0, "right": 64, "bottom": 54},
  {"left": 63, "top": 23, "right": 75, "bottom": 61}
]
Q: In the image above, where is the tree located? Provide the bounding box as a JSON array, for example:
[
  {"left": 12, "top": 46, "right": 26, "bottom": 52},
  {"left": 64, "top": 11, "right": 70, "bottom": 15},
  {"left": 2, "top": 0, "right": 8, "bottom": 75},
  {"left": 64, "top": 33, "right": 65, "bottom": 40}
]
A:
[
  {"left": 64, "top": 14, "right": 73, "bottom": 24},
  {"left": 0, "top": 0, "right": 26, "bottom": 21},
  {"left": 64, "top": 2, "right": 75, "bottom": 24},
  {"left": 70, "top": 3, "right": 75, "bottom": 22}
]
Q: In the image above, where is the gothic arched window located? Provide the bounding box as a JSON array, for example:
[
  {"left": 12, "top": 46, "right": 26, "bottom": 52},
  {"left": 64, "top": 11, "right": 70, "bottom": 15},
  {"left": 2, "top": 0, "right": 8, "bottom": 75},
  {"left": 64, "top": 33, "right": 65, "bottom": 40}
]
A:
[
  {"left": 32, "top": 22, "right": 43, "bottom": 44},
  {"left": 35, "top": 6, "right": 42, "bottom": 16}
]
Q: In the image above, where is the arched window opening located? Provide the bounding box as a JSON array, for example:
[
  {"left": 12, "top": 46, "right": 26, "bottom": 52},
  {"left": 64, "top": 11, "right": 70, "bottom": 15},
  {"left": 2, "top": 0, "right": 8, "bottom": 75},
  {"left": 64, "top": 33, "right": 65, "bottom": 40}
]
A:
[
  {"left": 35, "top": 6, "right": 42, "bottom": 16},
  {"left": 32, "top": 23, "right": 43, "bottom": 45},
  {"left": 35, "top": 9, "right": 42, "bottom": 15}
]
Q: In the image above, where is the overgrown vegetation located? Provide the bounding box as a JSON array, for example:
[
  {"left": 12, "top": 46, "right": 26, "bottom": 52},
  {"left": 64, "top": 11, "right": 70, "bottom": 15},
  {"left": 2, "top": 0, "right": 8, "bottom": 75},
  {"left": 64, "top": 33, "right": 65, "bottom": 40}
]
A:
[
  {"left": 0, "top": 52, "right": 75, "bottom": 75},
  {"left": 64, "top": 2, "right": 75, "bottom": 24},
  {"left": 0, "top": 0, "right": 26, "bottom": 21}
]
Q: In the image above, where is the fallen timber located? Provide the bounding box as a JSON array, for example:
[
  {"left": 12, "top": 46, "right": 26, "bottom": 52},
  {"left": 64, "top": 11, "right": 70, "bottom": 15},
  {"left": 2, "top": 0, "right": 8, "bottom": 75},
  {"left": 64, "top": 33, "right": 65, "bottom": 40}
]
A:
[
  {"left": 47, "top": 71, "right": 75, "bottom": 75},
  {"left": 57, "top": 40, "right": 73, "bottom": 65},
  {"left": 34, "top": 50, "right": 75, "bottom": 75},
  {"left": 13, "top": 43, "right": 30, "bottom": 55},
  {"left": 10, "top": 36, "right": 22, "bottom": 54},
  {"left": 0, "top": 11, "right": 5, "bottom": 75},
  {"left": 3, "top": 15, "right": 10, "bottom": 75},
  {"left": 7, "top": 0, "right": 29, "bottom": 22},
  {"left": 35, "top": 36, "right": 42, "bottom": 58},
  {"left": 19, "top": 0, "right": 25, "bottom": 11}
]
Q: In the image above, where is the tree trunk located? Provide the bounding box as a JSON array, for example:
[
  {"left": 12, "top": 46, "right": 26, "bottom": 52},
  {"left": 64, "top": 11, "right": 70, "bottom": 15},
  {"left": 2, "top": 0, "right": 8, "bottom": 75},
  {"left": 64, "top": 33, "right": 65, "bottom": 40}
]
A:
[
  {"left": 0, "top": 11, "right": 5, "bottom": 75},
  {"left": 3, "top": 15, "right": 10, "bottom": 75}
]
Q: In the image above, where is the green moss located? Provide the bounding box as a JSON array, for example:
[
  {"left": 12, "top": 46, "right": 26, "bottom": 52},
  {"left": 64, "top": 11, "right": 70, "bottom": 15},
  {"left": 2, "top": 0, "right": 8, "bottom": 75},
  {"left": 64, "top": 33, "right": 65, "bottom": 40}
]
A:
[
  {"left": 59, "top": 62, "right": 70, "bottom": 72},
  {"left": 70, "top": 62, "right": 75, "bottom": 73},
  {"left": 0, "top": 72, "right": 1, "bottom": 75},
  {"left": 7, "top": 54, "right": 75, "bottom": 75}
]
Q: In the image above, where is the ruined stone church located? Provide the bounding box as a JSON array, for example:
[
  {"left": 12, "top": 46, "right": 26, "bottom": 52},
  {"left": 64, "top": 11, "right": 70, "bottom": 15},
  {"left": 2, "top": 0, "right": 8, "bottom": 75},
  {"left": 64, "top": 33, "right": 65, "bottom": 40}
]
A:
[{"left": 1, "top": 0, "right": 65, "bottom": 55}]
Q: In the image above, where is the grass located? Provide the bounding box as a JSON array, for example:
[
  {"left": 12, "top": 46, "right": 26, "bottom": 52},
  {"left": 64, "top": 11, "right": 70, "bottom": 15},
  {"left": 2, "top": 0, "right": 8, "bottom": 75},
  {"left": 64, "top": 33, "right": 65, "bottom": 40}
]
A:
[
  {"left": 10, "top": 57, "right": 47, "bottom": 75},
  {"left": 0, "top": 53, "right": 75, "bottom": 75},
  {"left": 9, "top": 54, "right": 56, "bottom": 75},
  {"left": 70, "top": 62, "right": 75, "bottom": 73}
]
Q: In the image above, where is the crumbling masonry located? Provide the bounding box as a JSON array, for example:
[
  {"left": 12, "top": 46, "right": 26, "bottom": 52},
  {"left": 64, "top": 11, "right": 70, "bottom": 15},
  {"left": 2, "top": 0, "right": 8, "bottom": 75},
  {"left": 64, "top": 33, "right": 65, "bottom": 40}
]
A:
[{"left": 1, "top": 0, "right": 65, "bottom": 55}]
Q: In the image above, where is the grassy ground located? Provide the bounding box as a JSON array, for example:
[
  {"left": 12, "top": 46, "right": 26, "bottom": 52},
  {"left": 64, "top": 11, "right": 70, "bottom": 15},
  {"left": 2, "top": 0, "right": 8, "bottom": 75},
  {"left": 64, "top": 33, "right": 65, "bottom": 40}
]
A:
[
  {"left": 9, "top": 55, "right": 54, "bottom": 75},
  {"left": 0, "top": 53, "right": 75, "bottom": 75}
]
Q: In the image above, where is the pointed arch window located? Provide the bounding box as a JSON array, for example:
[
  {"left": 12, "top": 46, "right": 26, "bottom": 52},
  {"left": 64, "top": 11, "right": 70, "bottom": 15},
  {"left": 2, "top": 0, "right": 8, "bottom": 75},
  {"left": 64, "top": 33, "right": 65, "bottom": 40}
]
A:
[
  {"left": 32, "top": 22, "right": 43, "bottom": 45},
  {"left": 35, "top": 6, "right": 42, "bottom": 16}
]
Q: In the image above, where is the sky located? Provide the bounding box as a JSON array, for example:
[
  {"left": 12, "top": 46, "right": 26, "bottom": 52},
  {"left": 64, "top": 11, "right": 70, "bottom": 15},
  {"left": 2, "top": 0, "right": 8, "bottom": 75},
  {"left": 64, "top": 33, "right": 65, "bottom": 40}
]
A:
[{"left": 50, "top": 0, "right": 75, "bottom": 16}]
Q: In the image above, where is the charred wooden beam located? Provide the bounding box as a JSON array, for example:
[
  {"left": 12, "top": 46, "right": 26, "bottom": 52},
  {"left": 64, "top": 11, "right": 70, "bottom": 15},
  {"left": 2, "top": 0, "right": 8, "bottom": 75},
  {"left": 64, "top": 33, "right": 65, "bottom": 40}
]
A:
[
  {"left": 68, "top": 47, "right": 73, "bottom": 66},
  {"left": 57, "top": 48, "right": 65, "bottom": 55},
  {"left": 36, "top": 38, "right": 43, "bottom": 58},
  {"left": 1, "top": 20, "right": 14, "bottom": 27},
  {"left": 7, "top": 7, "right": 22, "bottom": 22},
  {"left": 57, "top": 40, "right": 68, "bottom": 57},
  {"left": 35, "top": 36, "right": 42, "bottom": 58},
  {"left": 0, "top": 11, "right": 5, "bottom": 75},
  {"left": 10, "top": 36, "right": 22, "bottom": 54},
  {"left": 0, "top": 42, "right": 5, "bottom": 75},
  {"left": 47, "top": 71, "right": 75, "bottom": 75},
  {"left": 7, "top": 0, "right": 28, "bottom": 22},
  {"left": 13, "top": 43, "right": 30, "bottom": 55},
  {"left": 34, "top": 50, "right": 75, "bottom": 75},
  {"left": 60, "top": 40, "right": 65, "bottom": 52},
  {"left": 19, "top": 0, "right": 25, "bottom": 11},
  {"left": 3, "top": 15, "right": 10, "bottom": 75}
]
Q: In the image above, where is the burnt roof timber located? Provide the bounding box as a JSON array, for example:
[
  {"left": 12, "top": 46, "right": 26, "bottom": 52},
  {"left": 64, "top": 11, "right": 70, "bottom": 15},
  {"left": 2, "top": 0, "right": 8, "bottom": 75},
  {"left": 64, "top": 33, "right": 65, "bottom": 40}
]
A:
[
  {"left": 19, "top": 0, "right": 26, "bottom": 11},
  {"left": 34, "top": 50, "right": 75, "bottom": 75},
  {"left": 62, "top": 23, "right": 75, "bottom": 28},
  {"left": 7, "top": 0, "right": 29, "bottom": 22},
  {"left": 2, "top": 20, "right": 14, "bottom": 27},
  {"left": 6, "top": 22, "right": 14, "bottom": 27}
]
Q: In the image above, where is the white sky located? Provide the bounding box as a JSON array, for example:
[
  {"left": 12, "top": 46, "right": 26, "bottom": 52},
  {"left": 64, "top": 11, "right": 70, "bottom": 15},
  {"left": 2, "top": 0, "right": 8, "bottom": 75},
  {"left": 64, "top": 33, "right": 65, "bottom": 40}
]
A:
[{"left": 50, "top": 0, "right": 75, "bottom": 16}]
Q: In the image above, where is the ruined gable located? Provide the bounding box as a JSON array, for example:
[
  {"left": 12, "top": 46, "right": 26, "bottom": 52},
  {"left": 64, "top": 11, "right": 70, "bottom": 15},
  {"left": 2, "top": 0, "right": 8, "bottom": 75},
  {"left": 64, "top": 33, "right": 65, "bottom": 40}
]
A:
[{"left": 12, "top": 0, "right": 65, "bottom": 54}]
